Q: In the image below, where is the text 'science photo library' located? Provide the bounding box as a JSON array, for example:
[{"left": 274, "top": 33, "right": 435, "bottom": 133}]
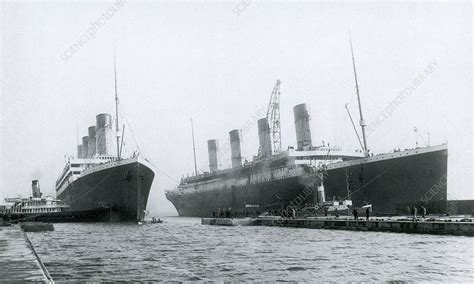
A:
[{"left": 0, "top": 0, "right": 472, "bottom": 282}]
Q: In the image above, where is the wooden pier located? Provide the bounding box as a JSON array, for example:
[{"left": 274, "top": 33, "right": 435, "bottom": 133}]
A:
[
  {"left": 0, "top": 225, "right": 53, "bottom": 282},
  {"left": 202, "top": 216, "right": 474, "bottom": 236}
]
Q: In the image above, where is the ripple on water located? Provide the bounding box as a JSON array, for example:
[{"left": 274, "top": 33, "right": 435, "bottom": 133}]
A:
[
  {"left": 25, "top": 218, "right": 474, "bottom": 282},
  {"left": 286, "top": 266, "right": 306, "bottom": 271}
]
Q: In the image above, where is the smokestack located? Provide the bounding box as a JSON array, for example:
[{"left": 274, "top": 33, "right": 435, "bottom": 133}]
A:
[
  {"left": 229, "top": 129, "right": 242, "bottom": 168},
  {"left": 207, "top": 139, "right": 219, "bottom": 172},
  {"left": 96, "top": 114, "right": 114, "bottom": 155},
  {"left": 87, "top": 126, "right": 96, "bottom": 158},
  {"left": 77, "top": 145, "right": 83, "bottom": 159},
  {"left": 293, "top": 103, "right": 312, "bottom": 150},
  {"left": 82, "top": 136, "right": 89, "bottom": 159},
  {"left": 31, "top": 180, "right": 41, "bottom": 198},
  {"left": 317, "top": 185, "right": 326, "bottom": 203},
  {"left": 257, "top": 118, "right": 272, "bottom": 156}
]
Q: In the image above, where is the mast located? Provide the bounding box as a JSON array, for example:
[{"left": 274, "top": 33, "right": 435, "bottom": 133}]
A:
[
  {"left": 349, "top": 33, "right": 369, "bottom": 157},
  {"left": 191, "top": 118, "right": 198, "bottom": 176},
  {"left": 114, "top": 47, "right": 120, "bottom": 160},
  {"left": 345, "top": 103, "right": 364, "bottom": 152}
]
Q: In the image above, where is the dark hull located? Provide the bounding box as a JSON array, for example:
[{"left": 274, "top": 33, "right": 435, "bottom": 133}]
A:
[
  {"left": 58, "top": 159, "right": 155, "bottom": 222},
  {"left": 167, "top": 176, "right": 307, "bottom": 217},
  {"left": 324, "top": 148, "right": 448, "bottom": 215},
  {"left": 167, "top": 147, "right": 447, "bottom": 217}
]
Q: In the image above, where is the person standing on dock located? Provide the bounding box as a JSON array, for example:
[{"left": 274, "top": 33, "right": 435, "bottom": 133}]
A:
[
  {"left": 412, "top": 205, "right": 418, "bottom": 221},
  {"left": 365, "top": 207, "right": 370, "bottom": 220},
  {"left": 352, "top": 208, "right": 359, "bottom": 220},
  {"left": 420, "top": 205, "right": 426, "bottom": 219}
]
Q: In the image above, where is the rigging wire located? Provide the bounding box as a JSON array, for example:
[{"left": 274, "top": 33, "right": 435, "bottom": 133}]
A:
[
  {"left": 118, "top": 103, "right": 179, "bottom": 185},
  {"left": 118, "top": 102, "right": 142, "bottom": 154}
]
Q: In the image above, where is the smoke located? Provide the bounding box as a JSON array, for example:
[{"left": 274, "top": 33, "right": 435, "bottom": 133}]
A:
[{"left": 30, "top": 168, "right": 42, "bottom": 180}]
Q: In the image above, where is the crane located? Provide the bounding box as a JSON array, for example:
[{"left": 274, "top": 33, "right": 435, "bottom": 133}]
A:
[{"left": 266, "top": 80, "right": 282, "bottom": 154}]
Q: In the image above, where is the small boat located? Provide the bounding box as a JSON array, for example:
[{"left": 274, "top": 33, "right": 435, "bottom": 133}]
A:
[
  {"left": 151, "top": 217, "right": 163, "bottom": 224},
  {"left": 20, "top": 222, "right": 54, "bottom": 232}
]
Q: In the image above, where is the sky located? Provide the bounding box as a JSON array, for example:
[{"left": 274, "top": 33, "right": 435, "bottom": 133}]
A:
[{"left": 0, "top": 0, "right": 472, "bottom": 214}]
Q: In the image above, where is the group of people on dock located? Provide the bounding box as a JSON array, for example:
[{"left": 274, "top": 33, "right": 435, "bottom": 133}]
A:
[
  {"left": 352, "top": 206, "right": 372, "bottom": 221},
  {"left": 213, "top": 203, "right": 429, "bottom": 221},
  {"left": 351, "top": 204, "right": 428, "bottom": 221},
  {"left": 407, "top": 205, "right": 427, "bottom": 220}
]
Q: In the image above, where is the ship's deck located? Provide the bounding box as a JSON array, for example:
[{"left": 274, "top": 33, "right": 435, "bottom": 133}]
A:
[{"left": 325, "top": 144, "right": 447, "bottom": 171}]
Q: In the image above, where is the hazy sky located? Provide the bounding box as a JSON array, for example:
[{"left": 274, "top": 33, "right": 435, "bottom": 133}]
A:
[{"left": 1, "top": 0, "right": 472, "bottom": 214}]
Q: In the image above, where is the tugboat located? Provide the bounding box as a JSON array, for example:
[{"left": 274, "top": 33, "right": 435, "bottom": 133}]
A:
[{"left": 0, "top": 180, "right": 69, "bottom": 223}]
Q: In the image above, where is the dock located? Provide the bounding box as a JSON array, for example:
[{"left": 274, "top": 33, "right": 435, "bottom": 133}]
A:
[
  {"left": 202, "top": 216, "right": 474, "bottom": 236},
  {"left": 201, "top": 217, "right": 256, "bottom": 226},
  {"left": 0, "top": 225, "right": 53, "bottom": 282}
]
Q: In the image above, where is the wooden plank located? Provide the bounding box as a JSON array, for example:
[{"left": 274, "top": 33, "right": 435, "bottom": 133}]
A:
[{"left": 0, "top": 225, "right": 51, "bottom": 282}]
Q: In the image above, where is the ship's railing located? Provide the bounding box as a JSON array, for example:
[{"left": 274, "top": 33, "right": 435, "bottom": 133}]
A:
[
  {"left": 287, "top": 146, "right": 365, "bottom": 159},
  {"left": 55, "top": 171, "right": 74, "bottom": 192},
  {"left": 79, "top": 156, "right": 137, "bottom": 177},
  {"left": 181, "top": 171, "right": 215, "bottom": 183},
  {"left": 55, "top": 162, "right": 90, "bottom": 188},
  {"left": 55, "top": 161, "right": 72, "bottom": 186},
  {"left": 56, "top": 173, "right": 79, "bottom": 196},
  {"left": 181, "top": 153, "right": 290, "bottom": 183},
  {"left": 325, "top": 143, "right": 448, "bottom": 171},
  {"left": 55, "top": 155, "right": 120, "bottom": 187},
  {"left": 5, "top": 207, "right": 66, "bottom": 214},
  {"left": 173, "top": 164, "right": 306, "bottom": 195}
]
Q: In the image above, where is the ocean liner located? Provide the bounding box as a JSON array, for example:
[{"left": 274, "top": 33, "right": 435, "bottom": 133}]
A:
[
  {"left": 166, "top": 44, "right": 448, "bottom": 217},
  {"left": 55, "top": 58, "right": 155, "bottom": 222}
]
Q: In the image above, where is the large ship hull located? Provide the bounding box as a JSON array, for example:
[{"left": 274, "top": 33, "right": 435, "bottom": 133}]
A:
[
  {"left": 167, "top": 145, "right": 447, "bottom": 217},
  {"left": 58, "top": 157, "right": 155, "bottom": 222},
  {"left": 167, "top": 176, "right": 307, "bottom": 217},
  {"left": 324, "top": 145, "right": 448, "bottom": 215}
]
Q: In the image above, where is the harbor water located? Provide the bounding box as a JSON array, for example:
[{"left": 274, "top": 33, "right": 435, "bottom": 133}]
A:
[{"left": 27, "top": 217, "right": 474, "bottom": 282}]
